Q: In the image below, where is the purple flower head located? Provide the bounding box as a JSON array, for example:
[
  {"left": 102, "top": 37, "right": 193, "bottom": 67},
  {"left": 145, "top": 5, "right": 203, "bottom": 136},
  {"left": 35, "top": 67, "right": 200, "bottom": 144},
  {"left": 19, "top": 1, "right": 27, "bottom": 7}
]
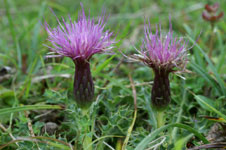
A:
[
  {"left": 44, "top": 4, "right": 114, "bottom": 61},
  {"left": 44, "top": 4, "right": 115, "bottom": 107},
  {"left": 130, "top": 18, "right": 188, "bottom": 110},
  {"left": 131, "top": 19, "right": 187, "bottom": 73}
]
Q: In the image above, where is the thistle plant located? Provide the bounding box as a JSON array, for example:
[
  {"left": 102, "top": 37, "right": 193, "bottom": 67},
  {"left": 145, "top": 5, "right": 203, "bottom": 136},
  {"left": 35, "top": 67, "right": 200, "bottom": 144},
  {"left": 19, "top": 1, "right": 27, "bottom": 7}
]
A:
[
  {"left": 44, "top": 4, "right": 114, "bottom": 107},
  {"left": 202, "top": 3, "right": 224, "bottom": 25},
  {"left": 129, "top": 18, "right": 188, "bottom": 127},
  {"left": 44, "top": 4, "right": 114, "bottom": 149},
  {"left": 202, "top": 3, "right": 224, "bottom": 58}
]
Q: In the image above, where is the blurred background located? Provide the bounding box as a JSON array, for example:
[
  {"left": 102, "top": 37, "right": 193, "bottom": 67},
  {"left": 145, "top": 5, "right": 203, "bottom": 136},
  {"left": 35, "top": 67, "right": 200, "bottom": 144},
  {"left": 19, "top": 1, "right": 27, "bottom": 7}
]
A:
[{"left": 0, "top": 0, "right": 225, "bottom": 73}]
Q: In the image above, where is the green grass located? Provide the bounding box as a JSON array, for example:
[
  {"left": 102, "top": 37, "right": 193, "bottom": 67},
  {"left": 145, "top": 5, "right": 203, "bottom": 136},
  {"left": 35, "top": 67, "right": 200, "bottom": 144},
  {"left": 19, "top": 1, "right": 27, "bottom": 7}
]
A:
[{"left": 0, "top": 0, "right": 225, "bottom": 149}]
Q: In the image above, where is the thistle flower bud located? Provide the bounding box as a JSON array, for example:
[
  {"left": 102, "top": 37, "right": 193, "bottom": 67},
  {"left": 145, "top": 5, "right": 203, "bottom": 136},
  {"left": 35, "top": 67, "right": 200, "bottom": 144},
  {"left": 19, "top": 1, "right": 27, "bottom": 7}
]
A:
[
  {"left": 129, "top": 18, "right": 188, "bottom": 110},
  {"left": 202, "top": 3, "right": 224, "bottom": 23},
  {"left": 151, "top": 68, "right": 170, "bottom": 109},
  {"left": 205, "top": 3, "right": 219, "bottom": 13},
  {"left": 44, "top": 4, "right": 114, "bottom": 106},
  {"left": 73, "top": 59, "right": 94, "bottom": 106}
]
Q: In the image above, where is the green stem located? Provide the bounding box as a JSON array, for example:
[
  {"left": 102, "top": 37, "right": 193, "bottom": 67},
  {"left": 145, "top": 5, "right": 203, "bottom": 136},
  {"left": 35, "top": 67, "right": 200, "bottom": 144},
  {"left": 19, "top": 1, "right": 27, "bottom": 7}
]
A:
[
  {"left": 82, "top": 107, "right": 92, "bottom": 150},
  {"left": 122, "top": 108, "right": 137, "bottom": 149},
  {"left": 208, "top": 23, "right": 216, "bottom": 59},
  {"left": 84, "top": 135, "right": 92, "bottom": 150},
  {"left": 156, "top": 111, "right": 165, "bottom": 128},
  {"left": 81, "top": 106, "right": 89, "bottom": 116},
  {"left": 121, "top": 73, "right": 138, "bottom": 150},
  {"left": 116, "top": 138, "right": 123, "bottom": 150}
]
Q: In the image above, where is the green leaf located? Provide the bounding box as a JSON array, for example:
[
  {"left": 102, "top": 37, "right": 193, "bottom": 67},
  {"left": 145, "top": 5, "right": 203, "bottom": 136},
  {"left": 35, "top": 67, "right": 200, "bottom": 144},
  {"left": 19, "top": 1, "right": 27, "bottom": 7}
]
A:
[
  {"left": 0, "top": 89, "right": 14, "bottom": 99},
  {"left": 174, "top": 134, "right": 193, "bottom": 150}
]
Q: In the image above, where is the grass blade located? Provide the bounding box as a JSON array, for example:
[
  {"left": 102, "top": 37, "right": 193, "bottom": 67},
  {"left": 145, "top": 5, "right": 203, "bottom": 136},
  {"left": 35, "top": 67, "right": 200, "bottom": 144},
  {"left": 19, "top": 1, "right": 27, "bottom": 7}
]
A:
[
  {"left": 190, "top": 61, "right": 221, "bottom": 95},
  {"left": 93, "top": 55, "right": 116, "bottom": 76},
  {"left": 194, "top": 95, "right": 226, "bottom": 120},
  {"left": 188, "top": 35, "right": 226, "bottom": 97},
  {"left": 0, "top": 105, "right": 63, "bottom": 116},
  {"left": 4, "top": 0, "right": 22, "bottom": 69},
  {"left": 171, "top": 81, "right": 187, "bottom": 142},
  {"left": 135, "top": 123, "right": 208, "bottom": 150}
]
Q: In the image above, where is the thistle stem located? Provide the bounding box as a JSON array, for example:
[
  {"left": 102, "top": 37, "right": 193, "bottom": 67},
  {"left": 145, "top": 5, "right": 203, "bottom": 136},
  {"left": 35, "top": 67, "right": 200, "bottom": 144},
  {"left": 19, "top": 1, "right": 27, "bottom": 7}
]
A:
[
  {"left": 116, "top": 138, "right": 123, "bottom": 150},
  {"left": 83, "top": 134, "right": 92, "bottom": 150},
  {"left": 208, "top": 24, "right": 215, "bottom": 58},
  {"left": 81, "top": 107, "right": 92, "bottom": 150},
  {"left": 156, "top": 110, "right": 165, "bottom": 128}
]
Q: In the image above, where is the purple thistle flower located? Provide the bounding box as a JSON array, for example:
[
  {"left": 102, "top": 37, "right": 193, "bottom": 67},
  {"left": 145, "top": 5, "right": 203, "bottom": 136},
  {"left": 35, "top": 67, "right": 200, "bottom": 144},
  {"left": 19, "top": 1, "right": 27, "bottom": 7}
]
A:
[
  {"left": 44, "top": 4, "right": 114, "bottom": 106},
  {"left": 130, "top": 18, "right": 188, "bottom": 109}
]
